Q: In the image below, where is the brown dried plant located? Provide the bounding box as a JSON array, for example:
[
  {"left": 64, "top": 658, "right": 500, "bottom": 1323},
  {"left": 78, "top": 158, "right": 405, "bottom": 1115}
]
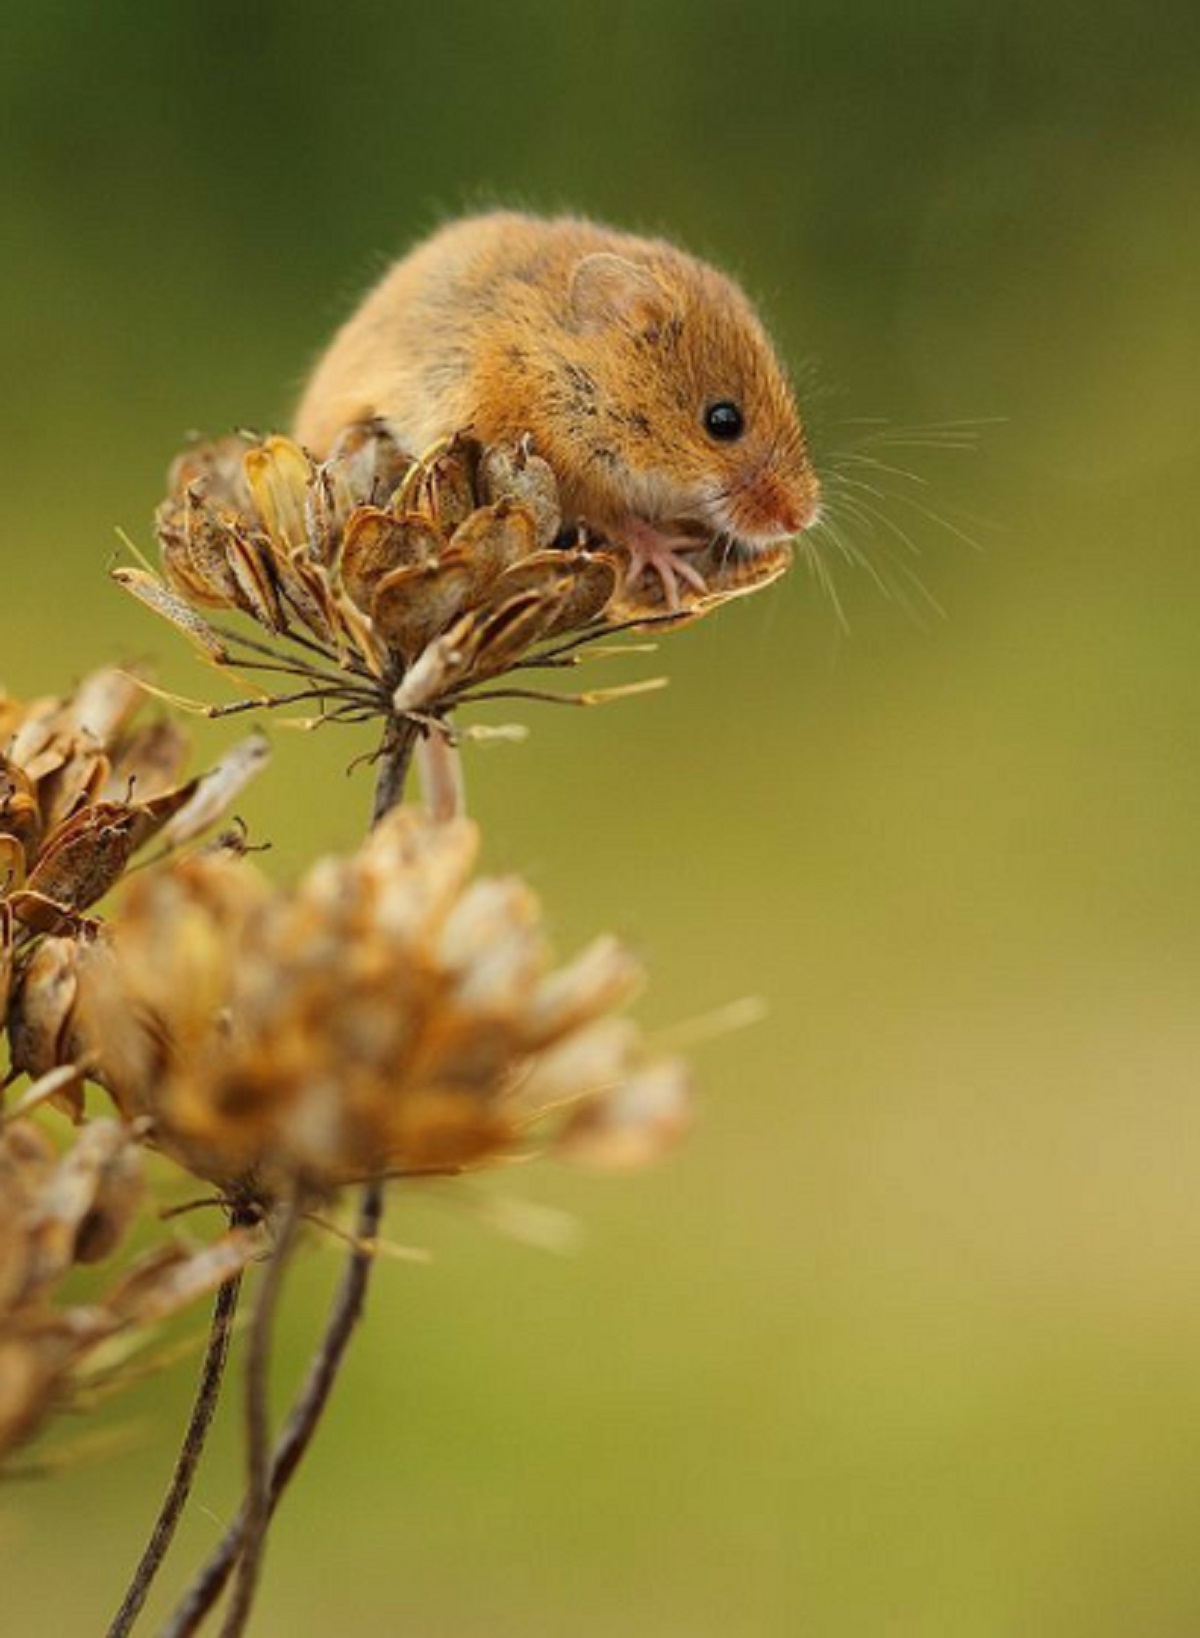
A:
[
  {"left": 0, "top": 1117, "right": 257, "bottom": 1467},
  {"left": 115, "top": 422, "right": 789, "bottom": 773},
  {"left": 1, "top": 418, "right": 788, "bottom": 1638},
  {"left": 50, "top": 807, "right": 689, "bottom": 1200}
]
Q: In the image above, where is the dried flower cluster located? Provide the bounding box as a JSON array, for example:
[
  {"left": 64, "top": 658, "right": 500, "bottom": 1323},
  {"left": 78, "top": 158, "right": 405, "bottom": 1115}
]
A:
[
  {"left": 0, "top": 667, "right": 265, "bottom": 934},
  {"left": 1, "top": 668, "right": 268, "bottom": 1109},
  {"left": 115, "top": 422, "right": 790, "bottom": 732},
  {"left": 0, "top": 1116, "right": 256, "bottom": 1465},
  {"left": 2, "top": 399, "right": 780, "bottom": 1634},
  {"left": 50, "top": 808, "right": 689, "bottom": 1197}
]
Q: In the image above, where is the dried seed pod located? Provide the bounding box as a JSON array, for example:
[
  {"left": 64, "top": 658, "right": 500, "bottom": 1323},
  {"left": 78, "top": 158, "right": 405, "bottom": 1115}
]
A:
[
  {"left": 0, "top": 904, "right": 13, "bottom": 1025},
  {"left": 161, "top": 489, "right": 247, "bottom": 608},
  {"left": 537, "top": 551, "right": 617, "bottom": 638},
  {"left": 322, "top": 417, "right": 413, "bottom": 510},
  {"left": 226, "top": 531, "right": 286, "bottom": 631},
  {"left": 6, "top": 937, "right": 81, "bottom": 1084},
  {"left": 0, "top": 833, "right": 28, "bottom": 896},
  {"left": 111, "top": 568, "right": 231, "bottom": 660},
  {"left": 243, "top": 434, "right": 311, "bottom": 552},
  {"left": 404, "top": 434, "right": 477, "bottom": 535},
  {"left": 339, "top": 507, "right": 442, "bottom": 608},
  {"left": 371, "top": 558, "right": 475, "bottom": 660},
  {"left": 167, "top": 433, "right": 255, "bottom": 511},
  {"left": 445, "top": 500, "right": 539, "bottom": 593},
  {"left": 0, "top": 760, "right": 42, "bottom": 863},
  {"left": 25, "top": 1119, "right": 144, "bottom": 1281},
  {"left": 102, "top": 718, "right": 191, "bottom": 803},
  {"left": 160, "top": 734, "right": 270, "bottom": 847},
  {"left": 24, "top": 804, "right": 140, "bottom": 915},
  {"left": 455, "top": 590, "right": 571, "bottom": 688},
  {"left": 478, "top": 438, "right": 563, "bottom": 549}
]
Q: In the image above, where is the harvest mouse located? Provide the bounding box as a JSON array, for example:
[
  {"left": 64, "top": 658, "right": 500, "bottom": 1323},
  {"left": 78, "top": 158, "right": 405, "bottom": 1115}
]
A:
[{"left": 294, "top": 211, "right": 821, "bottom": 606}]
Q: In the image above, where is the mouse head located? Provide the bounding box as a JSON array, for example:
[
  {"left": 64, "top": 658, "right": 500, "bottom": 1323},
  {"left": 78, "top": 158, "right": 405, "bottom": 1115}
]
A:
[{"left": 565, "top": 248, "right": 820, "bottom": 545}]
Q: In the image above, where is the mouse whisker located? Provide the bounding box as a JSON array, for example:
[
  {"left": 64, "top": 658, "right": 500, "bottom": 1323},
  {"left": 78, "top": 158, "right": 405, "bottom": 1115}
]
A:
[
  {"left": 797, "top": 532, "right": 849, "bottom": 632},
  {"left": 813, "top": 496, "right": 947, "bottom": 628}
]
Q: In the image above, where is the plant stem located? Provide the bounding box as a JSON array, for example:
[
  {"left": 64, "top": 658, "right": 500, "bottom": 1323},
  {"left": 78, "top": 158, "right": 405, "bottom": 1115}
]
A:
[
  {"left": 372, "top": 715, "right": 418, "bottom": 826},
  {"left": 415, "top": 729, "right": 465, "bottom": 820},
  {"left": 216, "top": 1198, "right": 300, "bottom": 1638},
  {"left": 105, "top": 1215, "right": 250, "bottom": 1638},
  {"left": 159, "top": 1180, "right": 385, "bottom": 1638},
  {"left": 162, "top": 725, "right": 403, "bottom": 1634}
]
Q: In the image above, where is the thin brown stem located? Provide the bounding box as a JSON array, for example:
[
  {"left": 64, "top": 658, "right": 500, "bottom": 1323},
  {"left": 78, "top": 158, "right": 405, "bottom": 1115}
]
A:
[
  {"left": 217, "top": 1197, "right": 301, "bottom": 1638},
  {"left": 371, "top": 715, "right": 418, "bottom": 826},
  {"left": 105, "top": 1262, "right": 246, "bottom": 1638},
  {"left": 157, "top": 718, "right": 411, "bottom": 1636},
  {"left": 159, "top": 1180, "right": 386, "bottom": 1638}
]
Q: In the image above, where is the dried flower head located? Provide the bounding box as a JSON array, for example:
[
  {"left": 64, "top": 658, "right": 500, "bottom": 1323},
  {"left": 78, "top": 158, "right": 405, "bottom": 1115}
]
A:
[
  {"left": 52, "top": 807, "right": 689, "bottom": 1199},
  {"left": 0, "top": 667, "right": 267, "bottom": 936},
  {"left": 1, "top": 668, "right": 269, "bottom": 1114},
  {"left": 115, "top": 423, "right": 790, "bottom": 735},
  {"left": 0, "top": 1115, "right": 256, "bottom": 1465}
]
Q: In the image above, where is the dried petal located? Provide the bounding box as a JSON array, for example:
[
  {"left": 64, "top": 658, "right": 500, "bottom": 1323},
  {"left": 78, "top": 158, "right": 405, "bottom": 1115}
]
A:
[
  {"left": 243, "top": 435, "right": 311, "bottom": 552},
  {"left": 25, "top": 1120, "right": 143, "bottom": 1287},
  {"left": 521, "top": 935, "right": 643, "bottom": 1048},
  {"left": 105, "top": 717, "right": 191, "bottom": 802},
  {"left": 68, "top": 669, "right": 145, "bottom": 746},
  {"left": 160, "top": 734, "right": 270, "bottom": 847},
  {"left": 557, "top": 1058, "right": 692, "bottom": 1169}
]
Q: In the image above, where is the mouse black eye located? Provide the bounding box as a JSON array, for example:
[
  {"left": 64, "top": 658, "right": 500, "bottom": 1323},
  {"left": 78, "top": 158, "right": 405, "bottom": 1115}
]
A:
[{"left": 704, "top": 401, "right": 745, "bottom": 442}]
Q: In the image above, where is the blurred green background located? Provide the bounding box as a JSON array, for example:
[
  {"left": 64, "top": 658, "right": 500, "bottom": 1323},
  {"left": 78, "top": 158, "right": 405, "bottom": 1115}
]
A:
[{"left": 4, "top": 2, "right": 1200, "bottom": 1633}]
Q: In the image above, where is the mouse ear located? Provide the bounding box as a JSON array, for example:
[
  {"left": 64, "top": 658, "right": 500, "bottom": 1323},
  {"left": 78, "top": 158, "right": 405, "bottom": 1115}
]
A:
[{"left": 569, "top": 254, "right": 673, "bottom": 337}]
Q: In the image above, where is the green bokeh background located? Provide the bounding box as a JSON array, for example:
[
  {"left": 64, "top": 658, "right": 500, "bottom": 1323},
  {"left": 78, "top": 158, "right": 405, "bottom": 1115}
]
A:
[{"left": 4, "top": 3, "right": 1199, "bottom": 1633}]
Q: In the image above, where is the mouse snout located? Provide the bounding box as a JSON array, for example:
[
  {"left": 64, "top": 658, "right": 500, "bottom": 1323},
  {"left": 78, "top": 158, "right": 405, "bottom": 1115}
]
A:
[{"left": 725, "top": 466, "right": 821, "bottom": 543}]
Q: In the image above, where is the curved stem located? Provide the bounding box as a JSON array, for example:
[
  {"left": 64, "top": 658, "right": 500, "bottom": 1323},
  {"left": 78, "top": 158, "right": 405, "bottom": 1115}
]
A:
[
  {"left": 105, "top": 1220, "right": 250, "bottom": 1638},
  {"left": 217, "top": 1198, "right": 300, "bottom": 1638},
  {"left": 159, "top": 1180, "right": 385, "bottom": 1638}
]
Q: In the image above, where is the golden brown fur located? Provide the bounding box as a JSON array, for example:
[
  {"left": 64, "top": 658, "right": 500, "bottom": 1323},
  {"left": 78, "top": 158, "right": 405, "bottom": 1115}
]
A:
[{"left": 294, "top": 211, "right": 818, "bottom": 545}]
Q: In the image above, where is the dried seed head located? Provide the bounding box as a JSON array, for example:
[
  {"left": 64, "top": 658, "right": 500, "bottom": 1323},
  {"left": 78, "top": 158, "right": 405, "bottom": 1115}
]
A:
[
  {"left": 125, "top": 423, "right": 789, "bottom": 735},
  {"left": 47, "top": 808, "right": 690, "bottom": 1200},
  {"left": 0, "top": 1116, "right": 258, "bottom": 1465},
  {"left": 1, "top": 669, "right": 269, "bottom": 1072}
]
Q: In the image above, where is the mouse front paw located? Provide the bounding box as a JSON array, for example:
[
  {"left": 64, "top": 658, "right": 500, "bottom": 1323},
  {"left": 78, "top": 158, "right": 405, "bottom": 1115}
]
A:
[{"left": 619, "top": 519, "right": 708, "bottom": 611}]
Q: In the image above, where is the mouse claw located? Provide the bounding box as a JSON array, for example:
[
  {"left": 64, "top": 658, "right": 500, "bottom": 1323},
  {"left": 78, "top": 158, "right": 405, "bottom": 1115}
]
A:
[{"left": 622, "top": 523, "right": 708, "bottom": 611}]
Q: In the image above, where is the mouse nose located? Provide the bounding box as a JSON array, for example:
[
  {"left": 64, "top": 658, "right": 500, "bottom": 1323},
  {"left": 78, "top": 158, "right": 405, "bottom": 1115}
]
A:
[
  {"left": 775, "top": 489, "right": 820, "bottom": 534},
  {"left": 763, "top": 470, "right": 821, "bottom": 536}
]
